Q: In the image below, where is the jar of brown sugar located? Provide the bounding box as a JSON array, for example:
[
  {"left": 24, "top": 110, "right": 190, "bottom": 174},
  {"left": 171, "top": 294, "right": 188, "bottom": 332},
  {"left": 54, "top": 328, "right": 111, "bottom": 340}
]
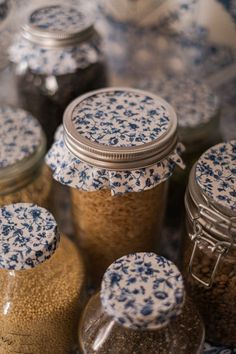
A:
[
  {"left": 183, "top": 140, "right": 236, "bottom": 346},
  {"left": 0, "top": 203, "right": 86, "bottom": 354},
  {"left": 0, "top": 105, "right": 52, "bottom": 208},
  {"left": 46, "top": 87, "right": 185, "bottom": 285},
  {"left": 78, "top": 252, "right": 205, "bottom": 354},
  {"left": 9, "top": 4, "right": 107, "bottom": 147}
]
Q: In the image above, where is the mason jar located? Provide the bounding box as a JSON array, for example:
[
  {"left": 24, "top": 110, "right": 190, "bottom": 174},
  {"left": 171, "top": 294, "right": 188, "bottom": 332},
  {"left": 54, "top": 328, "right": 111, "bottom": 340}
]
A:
[
  {"left": 0, "top": 203, "right": 86, "bottom": 354},
  {"left": 46, "top": 87, "right": 184, "bottom": 285},
  {"left": 9, "top": 3, "right": 107, "bottom": 147},
  {"left": 78, "top": 252, "right": 205, "bottom": 354},
  {"left": 0, "top": 105, "right": 52, "bottom": 208},
  {"left": 141, "top": 75, "right": 221, "bottom": 220},
  {"left": 183, "top": 140, "right": 236, "bottom": 346}
]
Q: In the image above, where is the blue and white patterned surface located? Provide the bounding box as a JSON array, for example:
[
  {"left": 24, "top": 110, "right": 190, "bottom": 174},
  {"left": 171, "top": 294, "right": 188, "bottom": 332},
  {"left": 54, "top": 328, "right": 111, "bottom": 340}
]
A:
[
  {"left": 100, "top": 252, "right": 185, "bottom": 330},
  {"left": 71, "top": 89, "right": 172, "bottom": 146},
  {"left": 29, "top": 5, "right": 92, "bottom": 33},
  {"left": 0, "top": 106, "right": 42, "bottom": 168},
  {"left": 0, "top": 203, "right": 59, "bottom": 270},
  {"left": 196, "top": 141, "right": 236, "bottom": 212},
  {"left": 141, "top": 76, "right": 220, "bottom": 128},
  {"left": 47, "top": 111, "right": 184, "bottom": 196}
]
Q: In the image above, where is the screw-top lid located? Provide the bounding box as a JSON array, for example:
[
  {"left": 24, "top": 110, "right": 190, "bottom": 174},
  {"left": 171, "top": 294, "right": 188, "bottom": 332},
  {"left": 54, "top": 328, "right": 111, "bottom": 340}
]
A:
[
  {"left": 0, "top": 203, "right": 60, "bottom": 270},
  {"left": 100, "top": 253, "right": 185, "bottom": 330},
  {"left": 0, "top": 106, "right": 44, "bottom": 169},
  {"left": 64, "top": 87, "right": 178, "bottom": 170},
  {"left": 21, "top": 4, "right": 94, "bottom": 47},
  {"left": 195, "top": 141, "right": 236, "bottom": 215},
  {"left": 142, "top": 76, "right": 219, "bottom": 130}
]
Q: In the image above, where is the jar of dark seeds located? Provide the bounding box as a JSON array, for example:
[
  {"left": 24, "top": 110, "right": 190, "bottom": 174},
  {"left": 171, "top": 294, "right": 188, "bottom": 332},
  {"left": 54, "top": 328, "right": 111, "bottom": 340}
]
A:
[
  {"left": 141, "top": 75, "right": 221, "bottom": 221},
  {"left": 9, "top": 4, "right": 107, "bottom": 147},
  {"left": 78, "top": 252, "right": 205, "bottom": 354},
  {"left": 46, "top": 87, "right": 185, "bottom": 285},
  {"left": 0, "top": 105, "right": 52, "bottom": 208},
  {"left": 0, "top": 203, "right": 86, "bottom": 354},
  {"left": 183, "top": 140, "right": 236, "bottom": 346}
]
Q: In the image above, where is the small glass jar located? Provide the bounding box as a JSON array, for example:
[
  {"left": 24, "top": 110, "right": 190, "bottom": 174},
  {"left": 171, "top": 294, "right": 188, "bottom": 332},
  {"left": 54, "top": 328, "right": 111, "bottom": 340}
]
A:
[
  {"left": 183, "top": 141, "right": 236, "bottom": 346},
  {"left": 46, "top": 88, "right": 184, "bottom": 285},
  {"left": 0, "top": 203, "right": 86, "bottom": 354},
  {"left": 0, "top": 105, "right": 52, "bottom": 208},
  {"left": 9, "top": 4, "right": 107, "bottom": 147},
  {"left": 78, "top": 252, "right": 205, "bottom": 354}
]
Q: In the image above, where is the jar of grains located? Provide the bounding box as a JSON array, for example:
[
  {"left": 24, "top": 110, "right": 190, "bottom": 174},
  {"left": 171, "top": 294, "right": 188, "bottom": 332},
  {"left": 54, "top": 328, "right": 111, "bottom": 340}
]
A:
[
  {"left": 0, "top": 203, "right": 86, "bottom": 354},
  {"left": 46, "top": 87, "right": 185, "bottom": 285},
  {"left": 78, "top": 252, "right": 205, "bottom": 354},
  {"left": 9, "top": 3, "right": 107, "bottom": 147},
  {"left": 141, "top": 76, "right": 221, "bottom": 220},
  {"left": 0, "top": 105, "right": 52, "bottom": 208},
  {"left": 183, "top": 140, "right": 236, "bottom": 346}
]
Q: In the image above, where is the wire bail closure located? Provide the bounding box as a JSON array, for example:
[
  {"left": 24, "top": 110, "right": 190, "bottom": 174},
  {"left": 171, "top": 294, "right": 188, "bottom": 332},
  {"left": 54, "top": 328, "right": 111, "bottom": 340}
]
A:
[{"left": 188, "top": 204, "right": 235, "bottom": 288}]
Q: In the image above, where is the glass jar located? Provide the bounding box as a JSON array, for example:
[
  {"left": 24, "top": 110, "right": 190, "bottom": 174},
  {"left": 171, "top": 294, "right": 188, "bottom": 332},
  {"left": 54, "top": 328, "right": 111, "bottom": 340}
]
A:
[
  {"left": 0, "top": 105, "right": 52, "bottom": 208},
  {"left": 79, "top": 252, "right": 205, "bottom": 354},
  {"left": 141, "top": 75, "right": 221, "bottom": 221},
  {"left": 0, "top": 203, "right": 86, "bottom": 354},
  {"left": 9, "top": 4, "right": 107, "bottom": 147},
  {"left": 183, "top": 141, "right": 236, "bottom": 346},
  {"left": 46, "top": 88, "right": 184, "bottom": 285}
]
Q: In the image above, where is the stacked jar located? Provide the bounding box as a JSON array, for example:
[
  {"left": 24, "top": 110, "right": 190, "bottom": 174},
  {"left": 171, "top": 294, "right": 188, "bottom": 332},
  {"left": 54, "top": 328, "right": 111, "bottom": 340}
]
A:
[
  {"left": 79, "top": 252, "right": 205, "bottom": 353},
  {"left": 46, "top": 87, "right": 184, "bottom": 285},
  {"left": 0, "top": 203, "right": 85, "bottom": 354},
  {"left": 9, "top": 3, "right": 107, "bottom": 147},
  {"left": 183, "top": 140, "right": 236, "bottom": 346},
  {"left": 0, "top": 105, "right": 52, "bottom": 208}
]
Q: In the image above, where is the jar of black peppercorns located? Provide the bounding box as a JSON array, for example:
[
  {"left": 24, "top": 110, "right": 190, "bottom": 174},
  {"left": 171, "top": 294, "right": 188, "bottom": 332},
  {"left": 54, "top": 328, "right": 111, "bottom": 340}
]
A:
[
  {"left": 9, "top": 4, "right": 107, "bottom": 147},
  {"left": 183, "top": 141, "right": 236, "bottom": 346}
]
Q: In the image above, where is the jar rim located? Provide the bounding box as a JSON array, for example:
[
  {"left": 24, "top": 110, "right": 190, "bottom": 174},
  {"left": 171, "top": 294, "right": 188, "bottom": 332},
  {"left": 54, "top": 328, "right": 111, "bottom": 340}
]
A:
[{"left": 63, "top": 87, "right": 178, "bottom": 171}]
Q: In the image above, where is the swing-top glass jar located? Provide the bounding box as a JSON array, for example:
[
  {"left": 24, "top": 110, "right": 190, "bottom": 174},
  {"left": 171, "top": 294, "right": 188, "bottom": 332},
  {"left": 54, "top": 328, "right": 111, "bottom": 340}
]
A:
[
  {"left": 79, "top": 252, "right": 205, "bottom": 353},
  {"left": 0, "top": 105, "right": 52, "bottom": 208},
  {"left": 46, "top": 87, "right": 184, "bottom": 285},
  {"left": 0, "top": 203, "right": 85, "bottom": 354},
  {"left": 9, "top": 3, "right": 107, "bottom": 147},
  {"left": 183, "top": 140, "right": 236, "bottom": 346}
]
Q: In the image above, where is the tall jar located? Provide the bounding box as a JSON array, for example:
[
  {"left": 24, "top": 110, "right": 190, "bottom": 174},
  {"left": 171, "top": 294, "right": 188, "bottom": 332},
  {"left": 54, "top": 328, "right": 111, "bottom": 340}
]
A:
[
  {"left": 0, "top": 105, "right": 52, "bottom": 208},
  {"left": 46, "top": 87, "right": 184, "bottom": 285},
  {"left": 9, "top": 3, "right": 107, "bottom": 147},
  {"left": 142, "top": 75, "right": 221, "bottom": 220},
  {"left": 183, "top": 140, "right": 236, "bottom": 346},
  {"left": 0, "top": 203, "right": 86, "bottom": 354},
  {"left": 79, "top": 252, "right": 205, "bottom": 353}
]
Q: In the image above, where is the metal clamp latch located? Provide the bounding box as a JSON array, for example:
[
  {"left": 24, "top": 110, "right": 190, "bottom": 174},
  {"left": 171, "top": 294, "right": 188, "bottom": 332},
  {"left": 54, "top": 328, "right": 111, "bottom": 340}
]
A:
[{"left": 188, "top": 218, "right": 230, "bottom": 288}]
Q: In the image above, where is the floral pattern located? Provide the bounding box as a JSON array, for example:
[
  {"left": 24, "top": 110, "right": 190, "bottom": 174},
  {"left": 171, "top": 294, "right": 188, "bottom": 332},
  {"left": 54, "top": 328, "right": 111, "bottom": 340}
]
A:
[
  {"left": 141, "top": 75, "right": 220, "bottom": 128},
  {"left": 46, "top": 125, "right": 185, "bottom": 196},
  {"left": 0, "top": 106, "right": 42, "bottom": 168},
  {"left": 100, "top": 252, "right": 185, "bottom": 330},
  {"left": 0, "top": 203, "right": 59, "bottom": 270},
  {"left": 9, "top": 4, "right": 104, "bottom": 75},
  {"left": 71, "top": 89, "right": 172, "bottom": 147},
  {"left": 196, "top": 141, "right": 236, "bottom": 212},
  {"left": 29, "top": 5, "right": 92, "bottom": 33}
]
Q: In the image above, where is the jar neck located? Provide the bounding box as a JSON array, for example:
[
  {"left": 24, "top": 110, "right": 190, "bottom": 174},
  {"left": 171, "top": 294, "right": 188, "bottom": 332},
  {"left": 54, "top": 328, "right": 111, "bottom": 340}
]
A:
[{"left": 0, "top": 135, "right": 46, "bottom": 195}]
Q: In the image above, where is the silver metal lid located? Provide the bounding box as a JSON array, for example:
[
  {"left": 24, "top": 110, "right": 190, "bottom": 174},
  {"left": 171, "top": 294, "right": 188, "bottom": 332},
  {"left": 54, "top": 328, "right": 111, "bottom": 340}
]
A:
[
  {"left": 63, "top": 87, "right": 178, "bottom": 170},
  {"left": 21, "top": 4, "right": 95, "bottom": 48}
]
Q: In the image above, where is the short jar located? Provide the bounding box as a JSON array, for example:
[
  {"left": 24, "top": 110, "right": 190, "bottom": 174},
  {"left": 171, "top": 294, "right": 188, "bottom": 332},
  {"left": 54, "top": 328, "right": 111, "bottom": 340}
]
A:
[
  {"left": 9, "top": 4, "right": 107, "bottom": 147},
  {"left": 46, "top": 88, "right": 184, "bottom": 285},
  {"left": 0, "top": 105, "right": 52, "bottom": 208},
  {"left": 79, "top": 252, "right": 205, "bottom": 354},
  {"left": 0, "top": 203, "right": 86, "bottom": 354},
  {"left": 183, "top": 141, "right": 236, "bottom": 346}
]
